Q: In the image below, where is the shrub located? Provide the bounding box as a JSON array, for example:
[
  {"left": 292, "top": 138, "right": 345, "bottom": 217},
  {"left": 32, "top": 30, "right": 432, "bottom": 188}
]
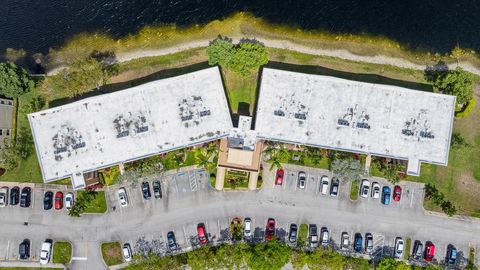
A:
[{"left": 455, "top": 98, "right": 475, "bottom": 118}]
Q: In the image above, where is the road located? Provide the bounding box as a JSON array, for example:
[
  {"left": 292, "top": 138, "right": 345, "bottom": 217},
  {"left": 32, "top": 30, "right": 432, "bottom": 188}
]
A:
[{"left": 0, "top": 166, "right": 479, "bottom": 269}]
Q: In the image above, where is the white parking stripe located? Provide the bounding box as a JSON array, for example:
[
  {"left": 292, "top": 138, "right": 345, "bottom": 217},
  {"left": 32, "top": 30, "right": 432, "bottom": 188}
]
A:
[
  {"left": 183, "top": 226, "right": 188, "bottom": 246},
  {"left": 410, "top": 189, "right": 415, "bottom": 208}
]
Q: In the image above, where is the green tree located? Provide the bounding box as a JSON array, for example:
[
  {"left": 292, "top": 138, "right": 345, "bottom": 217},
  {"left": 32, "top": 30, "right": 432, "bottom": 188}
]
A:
[
  {"left": 247, "top": 239, "right": 292, "bottom": 270},
  {"left": 0, "top": 127, "right": 34, "bottom": 170},
  {"left": 307, "top": 247, "right": 346, "bottom": 270},
  {"left": 206, "top": 37, "right": 235, "bottom": 67},
  {"left": 344, "top": 257, "right": 372, "bottom": 270},
  {"left": 216, "top": 243, "right": 250, "bottom": 270},
  {"left": 450, "top": 132, "right": 468, "bottom": 148},
  {"left": 68, "top": 190, "right": 98, "bottom": 217},
  {"left": 291, "top": 250, "right": 309, "bottom": 270},
  {"left": 376, "top": 258, "right": 397, "bottom": 270},
  {"left": 187, "top": 246, "right": 218, "bottom": 270},
  {"left": 230, "top": 42, "right": 269, "bottom": 76},
  {"left": 42, "top": 57, "right": 115, "bottom": 99},
  {"left": 428, "top": 67, "right": 473, "bottom": 106},
  {"left": 0, "top": 62, "right": 34, "bottom": 98},
  {"left": 383, "top": 164, "right": 404, "bottom": 184},
  {"left": 331, "top": 159, "right": 364, "bottom": 182}
]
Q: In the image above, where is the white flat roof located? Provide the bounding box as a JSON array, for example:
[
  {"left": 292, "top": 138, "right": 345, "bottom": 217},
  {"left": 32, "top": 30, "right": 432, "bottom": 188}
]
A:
[
  {"left": 29, "top": 67, "right": 233, "bottom": 182},
  {"left": 255, "top": 68, "right": 456, "bottom": 175}
]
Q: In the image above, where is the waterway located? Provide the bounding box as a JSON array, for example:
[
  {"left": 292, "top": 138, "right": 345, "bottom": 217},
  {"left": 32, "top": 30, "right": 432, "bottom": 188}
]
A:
[{"left": 0, "top": 0, "right": 479, "bottom": 55}]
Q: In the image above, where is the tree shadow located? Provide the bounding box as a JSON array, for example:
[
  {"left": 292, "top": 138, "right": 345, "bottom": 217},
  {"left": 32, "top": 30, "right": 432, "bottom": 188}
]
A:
[
  {"left": 265, "top": 61, "right": 434, "bottom": 92},
  {"left": 49, "top": 61, "right": 211, "bottom": 108}
]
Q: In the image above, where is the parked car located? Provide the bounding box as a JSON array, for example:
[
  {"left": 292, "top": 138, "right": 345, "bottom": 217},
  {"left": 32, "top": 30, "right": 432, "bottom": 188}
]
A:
[
  {"left": 43, "top": 191, "right": 53, "bottom": 210},
  {"left": 54, "top": 191, "right": 63, "bottom": 210},
  {"left": 320, "top": 227, "right": 329, "bottom": 246},
  {"left": 39, "top": 240, "right": 52, "bottom": 265},
  {"left": 167, "top": 231, "right": 177, "bottom": 251},
  {"left": 298, "top": 172, "right": 306, "bottom": 189},
  {"left": 244, "top": 218, "right": 252, "bottom": 238},
  {"left": 320, "top": 176, "right": 329, "bottom": 195},
  {"left": 65, "top": 192, "right": 74, "bottom": 210},
  {"left": 354, "top": 233, "right": 363, "bottom": 253},
  {"left": 341, "top": 232, "right": 350, "bottom": 250},
  {"left": 118, "top": 188, "right": 128, "bottom": 207},
  {"left": 371, "top": 182, "right": 380, "bottom": 199},
  {"left": 20, "top": 187, "right": 31, "bottom": 208},
  {"left": 152, "top": 181, "right": 162, "bottom": 199},
  {"left": 330, "top": 178, "right": 339, "bottom": 196},
  {"left": 9, "top": 186, "right": 19, "bottom": 205},
  {"left": 289, "top": 224, "right": 298, "bottom": 243},
  {"left": 393, "top": 185, "right": 402, "bottom": 201},
  {"left": 360, "top": 179, "right": 370, "bottom": 198},
  {"left": 309, "top": 224, "right": 318, "bottom": 248},
  {"left": 0, "top": 187, "right": 8, "bottom": 207},
  {"left": 365, "top": 233, "right": 374, "bottom": 253},
  {"left": 424, "top": 241, "right": 435, "bottom": 262},
  {"left": 446, "top": 244, "right": 457, "bottom": 264},
  {"left": 197, "top": 223, "right": 209, "bottom": 244},
  {"left": 275, "top": 169, "right": 285, "bottom": 185},
  {"left": 381, "top": 186, "right": 391, "bottom": 205},
  {"left": 412, "top": 240, "right": 424, "bottom": 260},
  {"left": 395, "top": 237, "right": 404, "bottom": 258},
  {"left": 265, "top": 218, "right": 276, "bottom": 241},
  {"left": 122, "top": 243, "right": 132, "bottom": 262},
  {"left": 19, "top": 239, "right": 30, "bottom": 260},
  {"left": 141, "top": 182, "right": 151, "bottom": 200}
]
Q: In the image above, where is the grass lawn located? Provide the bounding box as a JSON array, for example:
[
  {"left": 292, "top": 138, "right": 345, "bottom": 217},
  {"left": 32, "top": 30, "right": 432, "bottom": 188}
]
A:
[
  {"left": 52, "top": 241, "right": 72, "bottom": 264},
  {"left": 78, "top": 191, "right": 108, "bottom": 213},
  {"left": 404, "top": 238, "right": 411, "bottom": 260},
  {"left": 350, "top": 180, "right": 360, "bottom": 201},
  {"left": 222, "top": 68, "right": 258, "bottom": 114},
  {"left": 297, "top": 224, "right": 308, "bottom": 247},
  {"left": 101, "top": 242, "right": 123, "bottom": 266}
]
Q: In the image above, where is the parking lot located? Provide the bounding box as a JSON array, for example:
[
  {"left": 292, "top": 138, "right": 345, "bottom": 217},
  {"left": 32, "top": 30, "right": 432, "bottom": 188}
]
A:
[{"left": 0, "top": 166, "right": 478, "bottom": 269}]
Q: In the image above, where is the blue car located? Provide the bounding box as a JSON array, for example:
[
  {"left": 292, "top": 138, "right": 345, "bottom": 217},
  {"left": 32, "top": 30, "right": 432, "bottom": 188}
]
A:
[
  {"left": 381, "top": 186, "right": 391, "bottom": 205},
  {"left": 354, "top": 233, "right": 363, "bottom": 253},
  {"left": 446, "top": 244, "right": 457, "bottom": 264}
]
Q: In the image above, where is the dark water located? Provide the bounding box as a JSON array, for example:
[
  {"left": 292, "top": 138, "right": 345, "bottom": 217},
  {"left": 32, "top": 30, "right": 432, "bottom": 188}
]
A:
[{"left": 0, "top": 0, "right": 479, "bottom": 56}]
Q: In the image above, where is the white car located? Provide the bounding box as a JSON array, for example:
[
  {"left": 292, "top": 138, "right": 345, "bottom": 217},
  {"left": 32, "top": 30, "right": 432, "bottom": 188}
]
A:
[
  {"left": 123, "top": 243, "right": 132, "bottom": 262},
  {"left": 65, "top": 192, "right": 74, "bottom": 210},
  {"left": 0, "top": 187, "right": 8, "bottom": 207},
  {"left": 371, "top": 182, "right": 380, "bottom": 199},
  {"left": 360, "top": 179, "right": 371, "bottom": 198},
  {"left": 320, "top": 176, "right": 329, "bottom": 195},
  {"left": 39, "top": 241, "right": 52, "bottom": 265},
  {"left": 395, "top": 237, "right": 404, "bottom": 259},
  {"left": 118, "top": 188, "right": 128, "bottom": 207},
  {"left": 244, "top": 218, "right": 252, "bottom": 238}
]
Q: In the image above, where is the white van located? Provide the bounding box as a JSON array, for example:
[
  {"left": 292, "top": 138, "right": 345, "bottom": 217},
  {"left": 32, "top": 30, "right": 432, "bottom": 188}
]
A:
[
  {"left": 39, "top": 241, "right": 52, "bottom": 265},
  {"left": 320, "top": 176, "right": 329, "bottom": 195}
]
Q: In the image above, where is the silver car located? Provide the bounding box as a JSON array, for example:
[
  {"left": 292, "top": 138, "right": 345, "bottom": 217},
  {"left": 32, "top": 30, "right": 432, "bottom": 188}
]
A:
[
  {"left": 244, "top": 218, "right": 252, "bottom": 238},
  {"left": 360, "top": 179, "right": 370, "bottom": 198},
  {"left": 395, "top": 237, "right": 404, "bottom": 258},
  {"left": 0, "top": 187, "right": 8, "bottom": 207},
  {"left": 298, "top": 172, "right": 307, "bottom": 189}
]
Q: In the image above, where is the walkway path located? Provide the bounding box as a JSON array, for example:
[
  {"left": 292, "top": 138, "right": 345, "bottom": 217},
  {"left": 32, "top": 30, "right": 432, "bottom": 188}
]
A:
[{"left": 47, "top": 37, "right": 480, "bottom": 76}]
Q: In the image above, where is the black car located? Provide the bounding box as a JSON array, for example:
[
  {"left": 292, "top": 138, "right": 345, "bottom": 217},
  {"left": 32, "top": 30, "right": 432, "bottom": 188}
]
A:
[
  {"left": 9, "top": 186, "right": 19, "bottom": 205},
  {"left": 446, "top": 244, "right": 457, "bottom": 264},
  {"left": 141, "top": 182, "right": 151, "bottom": 200},
  {"left": 167, "top": 231, "right": 177, "bottom": 251},
  {"left": 152, "top": 181, "right": 162, "bottom": 199},
  {"left": 289, "top": 224, "right": 298, "bottom": 243},
  {"left": 19, "top": 239, "right": 30, "bottom": 259},
  {"left": 412, "top": 240, "right": 423, "bottom": 260},
  {"left": 354, "top": 233, "right": 363, "bottom": 253},
  {"left": 43, "top": 191, "right": 53, "bottom": 210},
  {"left": 20, "top": 187, "right": 31, "bottom": 208},
  {"left": 330, "top": 178, "right": 340, "bottom": 196}
]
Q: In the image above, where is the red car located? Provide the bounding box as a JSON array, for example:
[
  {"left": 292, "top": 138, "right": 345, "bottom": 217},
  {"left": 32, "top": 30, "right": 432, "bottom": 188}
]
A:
[
  {"left": 265, "top": 218, "right": 276, "bottom": 241},
  {"left": 393, "top": 185, "right": 402, "bottom": 201},
  {"left": 54, "top": 191, "right": 63, "bottom": 210},
  {"left": 424, "top": 241, "right": 435, "bottom": 262},
  {"left": 275, "top": 169, "right": 285, "bottom": 185},
  {"left": 197, "top": 223, "right": 208, "bottom": 245}
]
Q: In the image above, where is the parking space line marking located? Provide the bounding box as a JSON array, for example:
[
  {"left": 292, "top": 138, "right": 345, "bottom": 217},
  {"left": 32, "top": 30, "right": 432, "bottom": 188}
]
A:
[
  {"left": 173, "top": 176, "right": 179, "bottom": 194},
  {"left": 410, "top": 189, "right": 415, "bottom": 208},
  {"left": 183, "top": 226, "right": 189, "bottom": 246}
]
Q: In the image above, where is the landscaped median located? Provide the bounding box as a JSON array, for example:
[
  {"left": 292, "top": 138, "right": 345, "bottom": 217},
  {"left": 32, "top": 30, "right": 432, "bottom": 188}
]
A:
[
  {"left": 52, "top": 241, "right": 72, "bottom": 264},
  {"left": 350, "top": 179, "right": 360, "bottom": 201},
  {"left": 101, "top": 242, "right": 124, "bottom": 266}
]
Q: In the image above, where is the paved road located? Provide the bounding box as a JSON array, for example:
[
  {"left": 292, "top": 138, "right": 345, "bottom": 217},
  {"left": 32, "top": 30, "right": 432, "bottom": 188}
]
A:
[{"left": 0, "top": 166, "right": 479, "bottom": 269}]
